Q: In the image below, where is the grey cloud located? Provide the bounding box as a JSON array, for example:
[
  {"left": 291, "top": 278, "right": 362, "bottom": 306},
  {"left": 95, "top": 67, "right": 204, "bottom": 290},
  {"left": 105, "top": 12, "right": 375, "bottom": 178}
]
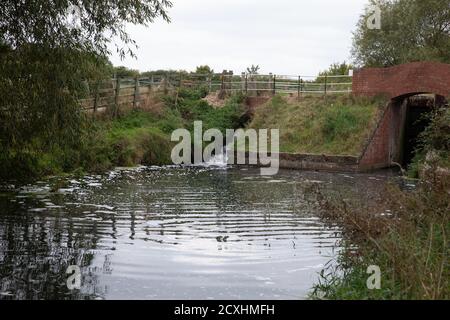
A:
[{"left": 109, "top": 0, "right": 368, "bottom": 75}]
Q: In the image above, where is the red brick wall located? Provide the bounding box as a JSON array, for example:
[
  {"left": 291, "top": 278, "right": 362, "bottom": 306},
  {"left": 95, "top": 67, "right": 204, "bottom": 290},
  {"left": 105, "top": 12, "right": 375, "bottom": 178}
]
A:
[
  {"left": 359, "top": 99, "right": 411, "bottom": 170},
  {"left": 353, "top": 61, "right": 450, "bottom": 99},
  {"left": 359, "top": 104, "right": 393, "bottom": 170}
]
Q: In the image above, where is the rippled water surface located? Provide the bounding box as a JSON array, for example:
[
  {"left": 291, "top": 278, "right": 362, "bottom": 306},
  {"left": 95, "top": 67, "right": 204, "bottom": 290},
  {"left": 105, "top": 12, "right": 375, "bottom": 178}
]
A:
[{"left": 0, "top": 166, "right": 391, "bottom": 300}]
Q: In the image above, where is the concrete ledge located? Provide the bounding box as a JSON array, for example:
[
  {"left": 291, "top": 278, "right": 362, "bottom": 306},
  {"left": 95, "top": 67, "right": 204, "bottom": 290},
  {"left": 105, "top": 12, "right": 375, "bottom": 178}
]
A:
[{"left": 235, "top": 151, "right": 361, "bottom": 173}]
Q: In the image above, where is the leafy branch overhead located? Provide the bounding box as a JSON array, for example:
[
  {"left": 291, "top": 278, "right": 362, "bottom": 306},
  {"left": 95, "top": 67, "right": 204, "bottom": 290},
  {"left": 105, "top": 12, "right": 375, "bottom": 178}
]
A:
[
  {"left": 352, "top": 0, "right": 450, "bottom": 67},
  {"left": 246, "top": 65, "right": 260, "bottom": 75},
  {"left": 0, "top": 0, "right": 173, "bottom": 170},
  {"left": 0, "top": 0, "right": 173, "bottom": 58}
]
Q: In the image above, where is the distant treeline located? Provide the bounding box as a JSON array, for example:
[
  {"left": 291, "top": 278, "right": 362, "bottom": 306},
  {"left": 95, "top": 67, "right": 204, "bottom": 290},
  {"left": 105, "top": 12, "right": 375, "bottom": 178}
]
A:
[{"left": 112, "top": 65, "right": 215, "bottom": 78}]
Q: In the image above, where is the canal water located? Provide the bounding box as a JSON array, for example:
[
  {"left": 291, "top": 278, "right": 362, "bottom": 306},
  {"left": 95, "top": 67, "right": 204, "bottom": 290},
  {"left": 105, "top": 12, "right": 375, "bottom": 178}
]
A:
[{"left": 0, "top": 165, "right": 392, "bottom": 300}]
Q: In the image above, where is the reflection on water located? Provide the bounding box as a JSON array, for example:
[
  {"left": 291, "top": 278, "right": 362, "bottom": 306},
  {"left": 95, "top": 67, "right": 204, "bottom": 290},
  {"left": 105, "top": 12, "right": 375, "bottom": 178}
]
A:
[{"left": 0, "top": 166, "right": 391, "bottom": 300}]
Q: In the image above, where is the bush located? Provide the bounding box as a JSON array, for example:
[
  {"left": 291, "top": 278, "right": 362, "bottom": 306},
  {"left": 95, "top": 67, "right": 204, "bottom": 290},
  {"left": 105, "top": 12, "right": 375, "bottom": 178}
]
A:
[
  {"left": 248, "top": 94, "right": 381, "bottom": 155},
  {"left": 311, "top": 177, "right": 449, "bottom": 300},
  {"left": 322, "top": 107, "right": 359, "bottom": 142},
  {"left": 408, "top": 107, "right": 450, "bottom": 177},
  {"left": 165, "top": 88, "right": 246, "bottom": 132},
  {"left": 0, "top": 87, "right": 246, "bottom": 181}
]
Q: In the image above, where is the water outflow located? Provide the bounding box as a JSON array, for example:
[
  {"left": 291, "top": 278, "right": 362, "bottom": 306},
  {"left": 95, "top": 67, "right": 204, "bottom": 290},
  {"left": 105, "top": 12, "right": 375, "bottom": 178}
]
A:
[{"left": 203, "top": 146, "right": 229, "bottom": 168}]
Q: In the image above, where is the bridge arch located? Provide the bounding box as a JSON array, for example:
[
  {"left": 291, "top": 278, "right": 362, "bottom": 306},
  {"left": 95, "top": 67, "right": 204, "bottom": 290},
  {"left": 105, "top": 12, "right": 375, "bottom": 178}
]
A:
[
  {"left": 352, "top": 61, "right": 450, "bottom": 99},
  {"left": 356, "top": 62, "right": 450, "bottom": 171},
  {"left": 359, "top": 93, "right": 448, "bottom": 171}
]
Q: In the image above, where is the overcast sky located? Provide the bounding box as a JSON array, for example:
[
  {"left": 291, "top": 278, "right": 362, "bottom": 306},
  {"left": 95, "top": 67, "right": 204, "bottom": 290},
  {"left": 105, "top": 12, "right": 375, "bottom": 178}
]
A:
[{"left": 109, "top": 0, "right": 369, "bottom": 76}]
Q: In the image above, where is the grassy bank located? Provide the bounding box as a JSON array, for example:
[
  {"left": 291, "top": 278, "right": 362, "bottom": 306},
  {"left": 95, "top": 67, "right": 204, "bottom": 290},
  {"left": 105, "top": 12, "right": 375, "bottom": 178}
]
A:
[
  {"left": 0, "top": 89, "right": 245, "bottom": 181},
  {"left": 310, "top": 107, "right": 450, "bottom": 300},
  {"left": 311, "top": 176, "right": 449, "bottom": 300},
  {"left": 0, "top": 105, "right": 177, "bottom": 180},
  {"left": 247, "top": 94, "right": 383, "bottom": 155},
  {"left": 1, "top": 91, "right": 385, "bottom": 181}
]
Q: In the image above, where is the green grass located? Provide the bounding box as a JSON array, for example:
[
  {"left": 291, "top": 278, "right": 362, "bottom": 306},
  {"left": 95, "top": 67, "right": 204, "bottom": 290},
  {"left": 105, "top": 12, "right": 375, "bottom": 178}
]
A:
[
  {"left": 94, "top": 90, "right": 245, "bottom": 170},
  {"left": 0, "top": 111, "right": 175, "bottom": 180},
  {"left": 164, "top": 88, "right": 246, "bottom": 133},
  {"left": 248, "top": 94, "right": 383, "bottom": 155},
  {"left": 310, "top": 177, "right": 449, "bottom": 300},
  {"left": 102, "top": 111, "right": 177, "bottom": 167},
  {"left": 0, "top": 88, "right": 246, "bottom": 181}
]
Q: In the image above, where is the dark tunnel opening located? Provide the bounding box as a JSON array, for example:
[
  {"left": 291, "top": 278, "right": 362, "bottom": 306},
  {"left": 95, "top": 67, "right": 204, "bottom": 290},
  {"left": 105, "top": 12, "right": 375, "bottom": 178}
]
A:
[
  {"left": 400, "top": 94, "right": 447, "bottom": 169},
  {"left": 402, "top": 96, "right": 433, "bottom": 167}
]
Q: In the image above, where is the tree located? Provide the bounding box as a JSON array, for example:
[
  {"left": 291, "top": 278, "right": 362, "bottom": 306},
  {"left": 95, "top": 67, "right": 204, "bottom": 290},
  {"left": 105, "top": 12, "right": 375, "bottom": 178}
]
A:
[
  {"left": 0, "top": 0, "right": 172, "bottom": 58},
  {"left": 352, "top": 0, "right": 450, "bottom": 67},
  {"left": 114, "top": 66, "right": 140, "bottom": 78},
  {"left": 315, "top": 62, "right": 353, "bottom": 84},
  {"left": 246, "top": 65, "right": 260, "bottom": 75},
  {"left": 319, "top": 62, "right": 353, "bottom": 77},
  {"left": 195, "top": 65, "right": 214, "bottom": 74},
  {"left": 0, "top": 1, "right": 172, "bottom": 178}
]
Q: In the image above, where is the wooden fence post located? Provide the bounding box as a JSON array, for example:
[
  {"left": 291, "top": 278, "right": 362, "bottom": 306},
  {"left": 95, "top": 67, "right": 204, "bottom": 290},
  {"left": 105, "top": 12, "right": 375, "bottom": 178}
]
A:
[
  {"left": 163, "top": 75, "right": 168, "bottom": 93},
  {"left": 324, "top": 75, "right": 328, "bottom": 96},
  {"left": 93, "top": 81, "right": 99, "bottom": 113},
  {"left": 245, "top": 74, "right": 248, "bottom": 94},
  {"left": 148, "top": 77, "right": 152, "bottom": 94},
  {"left": 300, "top": 78, "right": 304, "bottom": 97},
  {"left": 273, "top": 74, "right": 276, "bottom": 95},
  {"left": 221, "top": 71, "right": 225, "bottom": 91},
  {"left": 297, "top": 76, "right": 301, "bottom": 101},
  {"left": 114, "top": 77, "right": 120, "bottom": 117},
  {"left": 133, "top": 77, "right": 140, "bottom": 109},
  {"left": 269, "top": 73, "right": 273, "bottom": 95}
]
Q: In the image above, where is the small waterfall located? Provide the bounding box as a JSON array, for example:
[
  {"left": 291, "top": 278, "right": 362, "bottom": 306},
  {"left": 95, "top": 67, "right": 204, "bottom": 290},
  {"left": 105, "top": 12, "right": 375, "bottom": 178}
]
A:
[{"left": 203, "top": 146, "right": 228, "bottom": 168}]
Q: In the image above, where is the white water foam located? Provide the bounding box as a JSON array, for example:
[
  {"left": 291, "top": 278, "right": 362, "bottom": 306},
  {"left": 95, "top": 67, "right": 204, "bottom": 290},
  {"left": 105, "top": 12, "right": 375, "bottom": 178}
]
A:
[{"left": 203, "top": 147, "right": 229, "bottom": 168}]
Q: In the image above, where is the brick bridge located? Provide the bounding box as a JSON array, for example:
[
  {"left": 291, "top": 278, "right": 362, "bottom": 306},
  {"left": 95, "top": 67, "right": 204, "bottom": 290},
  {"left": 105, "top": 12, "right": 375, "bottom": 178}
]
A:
[{"left": 353, "top": 61, "right": 450, "bottom": 170}]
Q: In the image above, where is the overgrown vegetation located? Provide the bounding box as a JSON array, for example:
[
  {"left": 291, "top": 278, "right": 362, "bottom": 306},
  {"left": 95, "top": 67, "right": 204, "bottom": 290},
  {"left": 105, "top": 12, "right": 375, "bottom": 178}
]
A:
[
  {"left": 317, "top": 62, "right": 353, "bottom": 84},
  {"left": 0, "top": 88, "right": 246, "bottom": 181},
  {"left": 310, "top": 110, "right": 449, "bottom": 300},
  {"left": 0, "top": 0, "right": 172, "bottom": 180},
  {"left": 352, "top": 0, "right": 450, "bottom": 67},
  {"left": 164, "top": 88, "right": 246, "bottom": 132},
  {"left": 408, "top": 106, "right": 450, "bottom": 177},
  {"left": 247, "top": 94, "right": 383, "bottom": 155}
]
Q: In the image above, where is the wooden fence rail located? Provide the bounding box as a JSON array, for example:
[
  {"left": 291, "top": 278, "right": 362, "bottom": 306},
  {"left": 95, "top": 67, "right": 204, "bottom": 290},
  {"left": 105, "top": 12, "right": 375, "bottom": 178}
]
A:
[{"left": 80, "top": 72, "right": 353, "bottom": 114}]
